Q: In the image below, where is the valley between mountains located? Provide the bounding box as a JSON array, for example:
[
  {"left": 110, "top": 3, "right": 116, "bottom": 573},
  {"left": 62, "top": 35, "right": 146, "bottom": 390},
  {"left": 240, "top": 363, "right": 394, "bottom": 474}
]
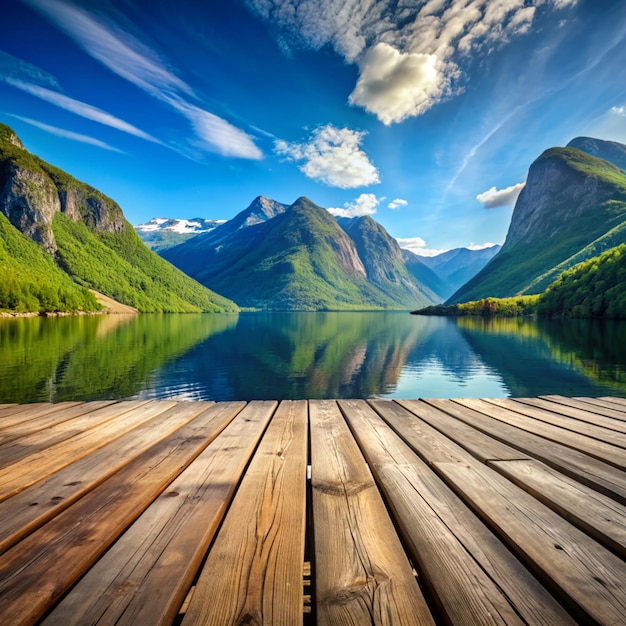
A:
[{"left": 2, "top": 121, "right": 626, "bottom": 317}]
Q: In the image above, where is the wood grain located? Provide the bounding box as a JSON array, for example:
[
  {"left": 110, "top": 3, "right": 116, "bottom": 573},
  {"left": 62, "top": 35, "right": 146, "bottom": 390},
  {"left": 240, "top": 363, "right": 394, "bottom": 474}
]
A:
[
  {"left": 181, "top": 400, "right": 306, "bottom": 626},
  {"left": 419, "top": 398, "right": 626, "bottom": 503},
  {"left": 310, "top": 400, "right": 436, "bottom": 626},
  {"left": 0, "top": 401, "right": 216, "bottom": 556},
  {"left": 0, "top": 401, "right": 241, "bottom": 625},
  {"left": 349, "top": 399, "right": 574, "bottom": 626}
]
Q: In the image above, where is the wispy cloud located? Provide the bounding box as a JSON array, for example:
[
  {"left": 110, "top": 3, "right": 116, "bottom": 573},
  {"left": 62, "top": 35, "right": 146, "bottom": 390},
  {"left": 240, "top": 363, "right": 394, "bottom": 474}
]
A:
[
  {"left": 0, "top": 50, "right": 60, "bottom": 89},
  {"left": 328, "top": 193, "right": 380, "bottom": 217},
  {"left": 247, "top": 0, "right": 577, "bottom": 124},
  {"left": 476, "top": 182, "right": 525, "bottom": 209},
  {"left": 22, "top": 0, "right": 262, "bottom": 160},
  {"left": 4, "top": 78, "right": 161, "bottom": 143},
  {"left": 8, "top": 114, "right": 124, "bottom": 152},
  {"left": 275, "top": 125, "right": 380, "bottom": 188}
]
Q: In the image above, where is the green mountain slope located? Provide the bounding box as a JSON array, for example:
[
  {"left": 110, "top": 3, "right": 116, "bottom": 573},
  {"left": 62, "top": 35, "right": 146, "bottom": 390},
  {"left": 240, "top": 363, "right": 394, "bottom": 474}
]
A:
[
  {"left": 0, "top": 124, "right": 237, "bottom": 313},
  {"left": 449, "top": 143, "right": 626, "bottom": 304},
  {"left": 174, "top": 197, "right": 425, "bottom": 310},
  {"left": 568, "top": 136, "right": 626, "bottom": 170},
  {"left": 537, "top": 244, "right": 626, "bottom": 318},
  {"left": 337, "top": 216, "right": 442, "bottom": 307},
  {"left": 0, "top": 212, "right": 99, "bottom": 313}
]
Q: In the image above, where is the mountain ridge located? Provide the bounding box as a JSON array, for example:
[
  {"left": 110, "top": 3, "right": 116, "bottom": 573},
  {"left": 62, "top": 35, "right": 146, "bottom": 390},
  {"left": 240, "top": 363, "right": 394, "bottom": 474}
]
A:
[
  {"left": 449, "top": 140, "right": 626, "bottom": 304},
  {"left": 0, "top": 123, "right": 238, "bottom": 313}
]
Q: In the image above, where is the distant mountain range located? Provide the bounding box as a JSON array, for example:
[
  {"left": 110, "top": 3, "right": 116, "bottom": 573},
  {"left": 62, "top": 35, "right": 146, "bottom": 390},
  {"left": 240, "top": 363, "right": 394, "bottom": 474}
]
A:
[
  {"left": 162, "top": 196, "right": 442, "bottom": 310},
  {"left": 135, "top": 217, "right": 224, "bottom": 252},
  {"left": 449, "top": 136, "right": 626, "bottom": 304},
  {"left": 143, "top": 199, "right": 498, "bottom": 308},
  {"left": 0, "top": 124, "right": 237, "bottom": 313}
]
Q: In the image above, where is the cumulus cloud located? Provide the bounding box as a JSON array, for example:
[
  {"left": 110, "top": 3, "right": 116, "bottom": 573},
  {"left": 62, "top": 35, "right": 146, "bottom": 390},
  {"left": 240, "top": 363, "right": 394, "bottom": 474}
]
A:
[
  {"left": 349, "top": 43, "right": 445, "bottom": 124},
  {"left": 396, "top": 236, "right": 447, "bottom": 257},
  {"left": 247, "top": 0, "right": 577, "bottom": 123},
  {"left": 328, "top": 193, "right": 380, "bottom": 217},
  {"left": 612, "top": 105, "right": 626, "bottom": 116},
  {"left": 476, "top": 182, "right": 525, "bottom": 208},
  {"left": 388, "top": 198, "right": 408, "bottom": 210},
  {"left": 23, "top": 0, "right": 262, "bottom": 159},
  {"left": 275, "top": 125, "right": 380, "bottom": 188},
  {"left": 8, "top": 114, "right": 124, "bottom": 152}
]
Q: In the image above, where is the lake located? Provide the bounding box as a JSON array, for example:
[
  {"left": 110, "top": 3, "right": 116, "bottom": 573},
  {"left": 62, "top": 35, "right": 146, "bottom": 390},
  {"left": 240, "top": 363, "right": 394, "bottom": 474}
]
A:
[{"left": 1, "top": 311, "right": 625, "bottom": 403}]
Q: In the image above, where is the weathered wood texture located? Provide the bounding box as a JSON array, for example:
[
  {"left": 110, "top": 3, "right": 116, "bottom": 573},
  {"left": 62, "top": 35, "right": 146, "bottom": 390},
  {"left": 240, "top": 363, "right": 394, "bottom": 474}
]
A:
[{"left": 1, "top": 396, "right": 625, "bottom": 626}]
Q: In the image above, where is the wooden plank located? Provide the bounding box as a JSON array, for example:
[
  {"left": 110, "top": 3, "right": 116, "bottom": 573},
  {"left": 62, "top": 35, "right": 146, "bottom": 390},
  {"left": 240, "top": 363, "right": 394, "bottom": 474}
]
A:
[
  {"left": 600, "top": 395, "right": 626, "bottom": 408},
  {"left": 0, "top": 401, "right": 216, "bottom": 556},
  {"left": 377, "top": 398, "right": 528, "bottom": 464},
  {"left": 310, "top": 400, "right": 435, "bottom": 626},
  {"left": 489, "top": 458, "right": 626, "bottom": 559},
  {"left": 0, "top": 400, "right": 117, "bottom": 446},
  {"left": 43, "top": 400, "right": 276, "bottom": 626},
  {"left": 0, "top": 400, "right": 178, "bottom": 502},
  {"left": 514, "top": 396, "right": 626, "bottom": 437},
  {"left": 0, "top": 402, "right": 85, "bottom": 429},
  {"left": 0, "top": 401, "right": 243, "bottom": 625},
  {"left": 574, "top": 396, "right": 626, "bottom": 416},
  {"left": 361, "top": 400, "right": 576, "bottom": 626},
  {"left": 0, "top": 400, "right": 145, "bottom": 468},
  {"left": 437, "top": 459, "right": 626, "bottom": 625},
  {"left": 180, "top": 400, "right": 306, "bottom": 626},
  {"left": 421, "top": 398, "right": 626, "bottom": 503},
  {"left": 389, "top": 399, "right": 626, "bottom": 559},
  {"left": 464, "top": 398, "right": 626, "bottom": 467},
  {"left": 541, "top": 395, "right": 626, "bottom": 424}
]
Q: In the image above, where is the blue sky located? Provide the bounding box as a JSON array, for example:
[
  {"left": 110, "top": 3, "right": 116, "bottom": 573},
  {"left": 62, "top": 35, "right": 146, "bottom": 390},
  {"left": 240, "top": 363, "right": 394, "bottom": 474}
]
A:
[{"left": 2, "top": 0, "right": 626, "bottom": 254}]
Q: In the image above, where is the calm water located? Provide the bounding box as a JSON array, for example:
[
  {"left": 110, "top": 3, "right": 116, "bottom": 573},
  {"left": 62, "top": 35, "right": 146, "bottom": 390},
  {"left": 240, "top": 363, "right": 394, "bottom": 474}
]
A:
[{"left": 1, "top": 312, "right": 626, "bottom": 403}]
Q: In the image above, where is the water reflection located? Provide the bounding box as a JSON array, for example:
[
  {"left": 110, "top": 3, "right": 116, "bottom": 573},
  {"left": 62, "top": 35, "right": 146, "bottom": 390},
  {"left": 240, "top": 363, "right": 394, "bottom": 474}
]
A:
[{"left": 0, "top": 312, "right": 625, "bottom": 402}]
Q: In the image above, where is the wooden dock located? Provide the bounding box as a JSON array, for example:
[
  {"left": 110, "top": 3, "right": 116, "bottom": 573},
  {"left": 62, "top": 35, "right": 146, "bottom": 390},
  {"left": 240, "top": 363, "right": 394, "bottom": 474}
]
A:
[{"left": 1, "top": 396, "right": 626, "bottom": 625}]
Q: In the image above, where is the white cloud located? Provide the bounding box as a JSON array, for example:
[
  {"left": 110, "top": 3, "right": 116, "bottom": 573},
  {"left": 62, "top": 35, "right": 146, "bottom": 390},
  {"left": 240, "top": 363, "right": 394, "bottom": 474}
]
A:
[
  {"left": 396, "top": 236, "right": 427, "bottom": 251},
  {"left": 23, "top": 0, "right": 262, "bottom": 160},
  {"left": 8, "top": 114, "right": 124, "bottom": 152},
  {"left": 4, "top": 78, "right": 160, "bottom": 143},
  {"left": 275, "top": 125, "right": 380, "bottom": 188},
  {"left": 612, "top": 105, "right": 626, "bottom": 116},
  {"left": 349, "top": 43, "right": 445, "bottom": 124},
  {"left": 397, "top": 236, "right": 448, "bottom": 257},
  {"left": 388, "top": 198, "right": 408, "bottom": 210},
  {"left": 328, "top": 193, "right": 380, "bottom": 217},
  {"left": 248, "top": 0, "right": 577, "bottom": 123},
  {"left": 468, "top": 242, "right": 499, "bottom": 250},
  {"left": 476, "top": 182, "right": 525, "bottom": 208}
]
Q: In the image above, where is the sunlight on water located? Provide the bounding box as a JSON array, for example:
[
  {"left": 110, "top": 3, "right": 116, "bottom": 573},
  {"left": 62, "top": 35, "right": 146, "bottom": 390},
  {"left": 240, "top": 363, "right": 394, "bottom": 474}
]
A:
[{"left": 386, "top": 357, "right": 508, "bottom": 399}]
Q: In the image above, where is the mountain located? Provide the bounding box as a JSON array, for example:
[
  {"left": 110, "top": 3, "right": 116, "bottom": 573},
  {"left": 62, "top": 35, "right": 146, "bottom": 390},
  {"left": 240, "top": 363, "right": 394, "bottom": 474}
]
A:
[
  {"left": 163, "top": 197, "right": 439, "bottom": 310},
  {"left": 448, "top": 140, "right": 626, "bottom": 304},
  {"left": 337, "top": 216, "right": 443, "bottom": 306},
  {"left": 135, "top": 217, "right": 224, "bottom": 252},
  {"left": 0, "top": 124, "right": 237, "bottom": 313},
  {"left": 567, "top": 136, "right": 626, "bottom": 170},
  {"left": 163, "top": 196, "right": 288, "bottom": 278},
  {"left": 416, "top": 246, "right": 501, "bottom": 299}
]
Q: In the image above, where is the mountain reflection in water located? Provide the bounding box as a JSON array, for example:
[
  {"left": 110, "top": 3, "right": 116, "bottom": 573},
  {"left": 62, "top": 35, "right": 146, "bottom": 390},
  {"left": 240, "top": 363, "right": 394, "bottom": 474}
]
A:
[{"left": 0, "top": 312, "right": 625, "bottom": 403}]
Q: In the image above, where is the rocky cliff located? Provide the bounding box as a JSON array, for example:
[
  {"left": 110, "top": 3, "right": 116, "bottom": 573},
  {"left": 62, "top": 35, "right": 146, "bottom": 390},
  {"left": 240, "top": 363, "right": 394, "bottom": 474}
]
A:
[
  {"left": 449, "top": 141, "right": 626, "bottom": 303},
  {"left": 0, "top": 124, "right": 125, "bottom": 254},
  {"left": 0, "top": 124, "right": 238, "bottom": 313}
]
